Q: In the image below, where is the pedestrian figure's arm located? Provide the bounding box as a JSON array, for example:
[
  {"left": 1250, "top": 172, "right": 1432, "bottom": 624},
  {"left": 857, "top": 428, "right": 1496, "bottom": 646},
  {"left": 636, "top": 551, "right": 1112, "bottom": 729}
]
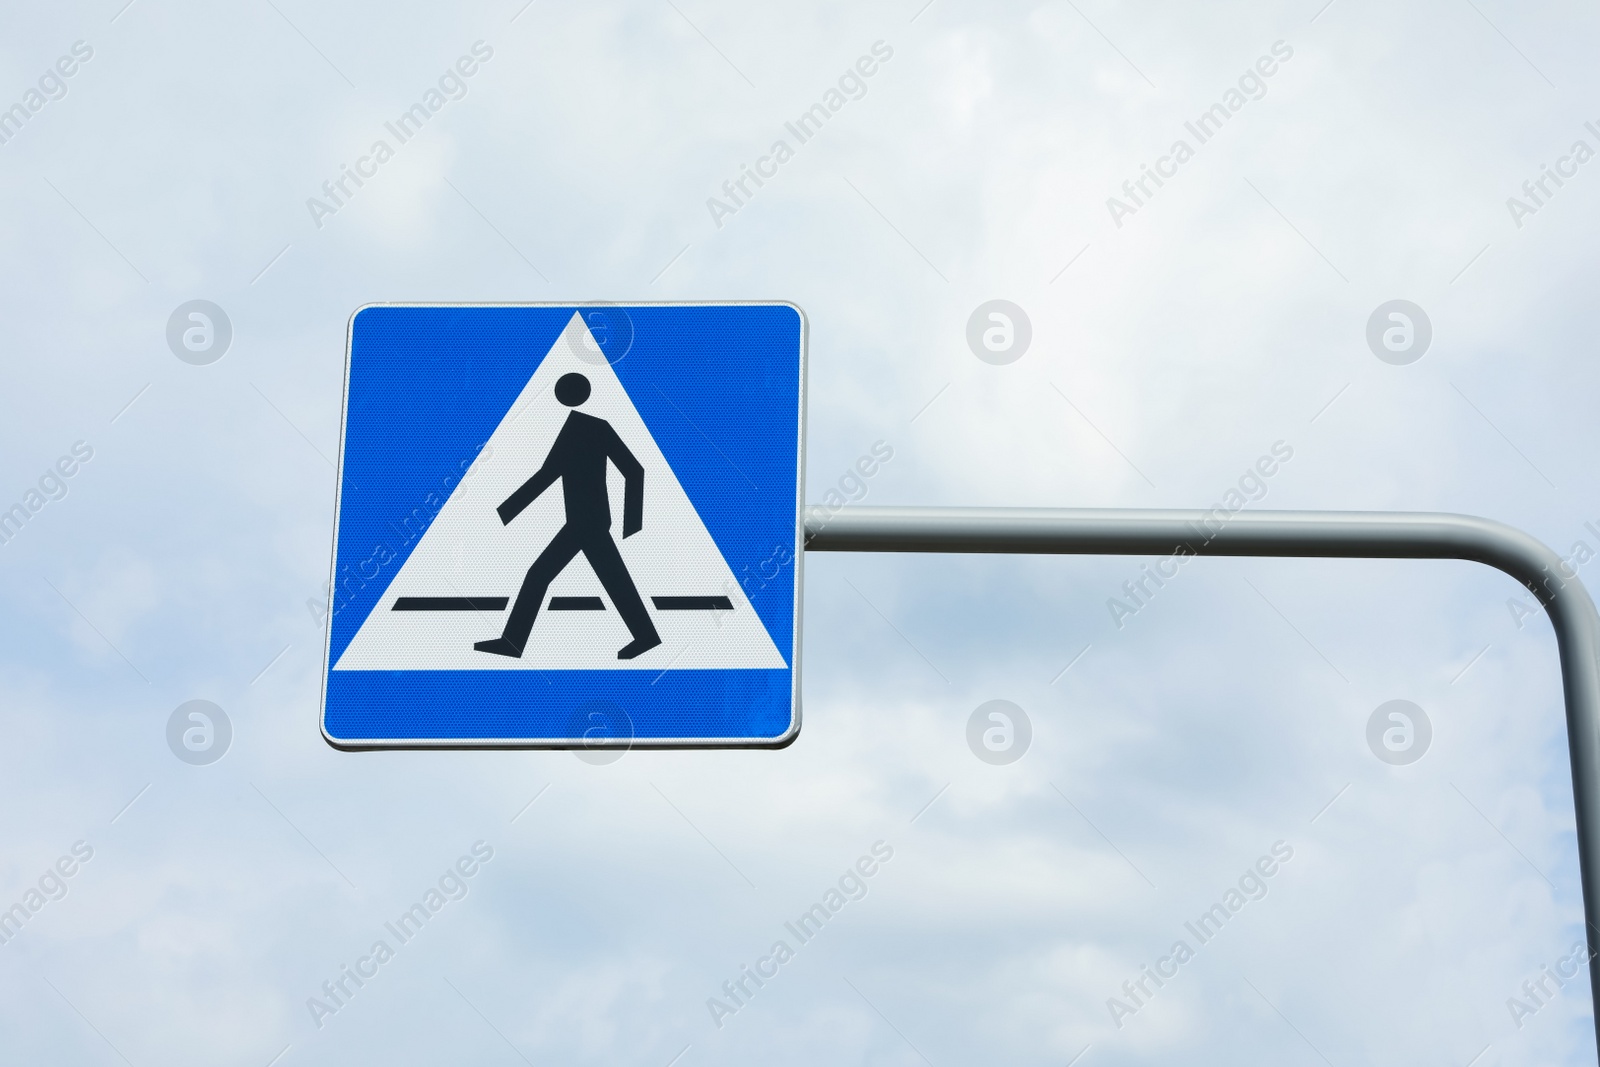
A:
[
  {"left": 498, "top": 463, "right": 559, "bottom": 525},
  {"left": 606, "top": 429, "right": 646, "bottom": 537}
]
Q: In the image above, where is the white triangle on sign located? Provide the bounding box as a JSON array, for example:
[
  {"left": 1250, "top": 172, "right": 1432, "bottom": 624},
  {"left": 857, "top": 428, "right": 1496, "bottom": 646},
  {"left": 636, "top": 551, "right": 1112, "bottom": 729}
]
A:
[{"left": 333, "top": 312, "right": 788, "bottom": 672}]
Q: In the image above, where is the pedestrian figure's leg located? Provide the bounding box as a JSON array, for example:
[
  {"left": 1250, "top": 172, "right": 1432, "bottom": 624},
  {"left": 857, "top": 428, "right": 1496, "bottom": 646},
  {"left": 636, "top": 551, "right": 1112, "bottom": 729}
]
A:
[
  {"left": 475, "top": 525, "right": 583, "bottom": 657},
  {"left": 581, "top": 531, "right": 662, "bottom": 659}
]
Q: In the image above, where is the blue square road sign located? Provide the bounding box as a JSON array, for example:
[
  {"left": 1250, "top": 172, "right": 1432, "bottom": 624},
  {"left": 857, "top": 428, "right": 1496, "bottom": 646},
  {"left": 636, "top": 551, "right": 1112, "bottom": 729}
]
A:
[{"left": 320, "top": 303, "right": 806, "bottom": 749}]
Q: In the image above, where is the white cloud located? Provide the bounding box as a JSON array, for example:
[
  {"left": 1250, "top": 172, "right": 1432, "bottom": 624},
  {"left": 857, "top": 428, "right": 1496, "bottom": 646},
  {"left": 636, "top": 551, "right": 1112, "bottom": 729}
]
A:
[{"left": 0, "top": 0, "right": 1597, "bottom": 1063}]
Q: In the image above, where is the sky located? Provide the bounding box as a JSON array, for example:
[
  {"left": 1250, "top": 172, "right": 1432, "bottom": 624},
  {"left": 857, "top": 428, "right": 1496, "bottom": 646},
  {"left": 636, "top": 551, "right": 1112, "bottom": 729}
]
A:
[{"left": 1, "top": 0, "right": 1599, "bottom": 1064}]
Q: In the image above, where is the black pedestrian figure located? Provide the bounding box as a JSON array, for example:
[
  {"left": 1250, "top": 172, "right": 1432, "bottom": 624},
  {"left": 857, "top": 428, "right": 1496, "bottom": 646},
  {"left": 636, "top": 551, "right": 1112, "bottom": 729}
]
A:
[{"left": 474, "top": 372, "right": 663, "bottom": 660}]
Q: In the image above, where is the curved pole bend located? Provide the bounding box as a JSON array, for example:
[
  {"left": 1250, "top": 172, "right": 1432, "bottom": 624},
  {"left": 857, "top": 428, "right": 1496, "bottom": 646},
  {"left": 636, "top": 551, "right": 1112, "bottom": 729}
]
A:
[{"left": 804, "top": 506, "right": 1600, "bottom": 1055}]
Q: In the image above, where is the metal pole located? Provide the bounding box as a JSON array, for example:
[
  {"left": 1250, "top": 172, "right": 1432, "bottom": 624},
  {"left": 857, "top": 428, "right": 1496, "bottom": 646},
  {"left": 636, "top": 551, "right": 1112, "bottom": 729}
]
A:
[{"left": 804, "top": 506, "right": 1600, "bottom": 1050}]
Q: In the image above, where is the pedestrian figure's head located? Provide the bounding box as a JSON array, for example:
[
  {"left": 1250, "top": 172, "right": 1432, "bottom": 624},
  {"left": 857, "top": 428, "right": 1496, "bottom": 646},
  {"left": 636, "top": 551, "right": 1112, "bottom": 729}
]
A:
[{"left": 555, "top": 372, "right": 591, "bottom": 407}]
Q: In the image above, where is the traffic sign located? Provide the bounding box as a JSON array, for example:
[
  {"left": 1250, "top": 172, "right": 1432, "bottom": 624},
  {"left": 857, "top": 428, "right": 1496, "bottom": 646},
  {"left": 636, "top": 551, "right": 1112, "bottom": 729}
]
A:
[{"left": 321, "top": 303, "right": 806, "bottom": 749}]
